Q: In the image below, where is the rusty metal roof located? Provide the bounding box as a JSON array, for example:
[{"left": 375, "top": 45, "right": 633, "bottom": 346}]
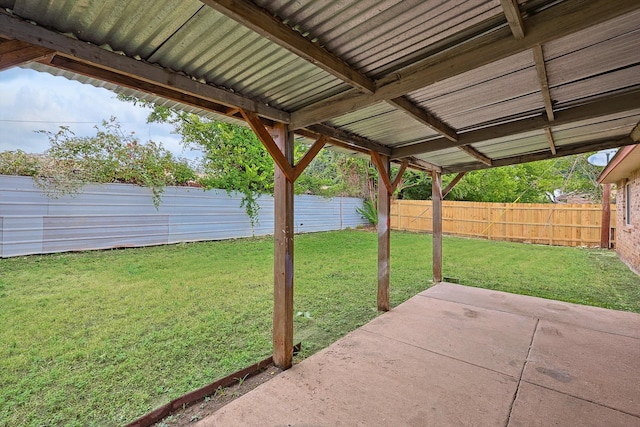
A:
[{"left": 1, "top": 0, "right": 639, "bottom": 173}]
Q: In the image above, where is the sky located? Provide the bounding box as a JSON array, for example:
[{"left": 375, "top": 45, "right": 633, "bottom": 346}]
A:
[{"left": 0, "top": 67, "right": 203, "bottom": 161}]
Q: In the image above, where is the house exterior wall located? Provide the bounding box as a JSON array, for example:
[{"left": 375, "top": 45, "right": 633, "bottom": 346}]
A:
[{"left": 616, "top": 166, "right": 640, "bottom": 275}]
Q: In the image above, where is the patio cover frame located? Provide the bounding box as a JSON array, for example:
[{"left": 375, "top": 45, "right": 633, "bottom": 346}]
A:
[{"left": 1, "top": 0, "right": 640, "bottom": 368}]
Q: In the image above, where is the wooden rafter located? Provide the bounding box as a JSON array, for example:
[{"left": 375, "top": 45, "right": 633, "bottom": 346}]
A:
[
  {"left": 0, "top": 11, "right": 289, "bottom": 123},
  {"left": 391, "top": 90, "right": 640, "bottom": 159},
  {"left": 306, "top": 123, "right": 392, "bottom": 156},
  {"left": 47, "top": 56, "right": 260, "bottom": 123},
  {"left": 442, "top": 172, "right": 466, "bottom": 198},
  {"left": 405, "top": 157, "right": 442, "bottom": 173},
  {"left": 387, "top": 97, "right": 458, "bottom": 142},
  {"left": 201, "top": 0, "right": 375, "bottom": 95},
  {"left": 447, "top": 136, "right": 636, "bottom": 173},
  {"left": 533, "top": 44, "right": 554, "bottom": 121},
  {"left": 545, "top": 127, "right": 557, "bottom": 155},
  {"left": 458, "top": 145, "right": 493, "bottom": 166},
  {"left": 370, "top": 151, "right": 408, "bottom": 195},
  {"left": 501, "top": 0, "right": 525, "bottom": 39},
  {"left": 290, "top": 0, "right": 640, "bottom": 130},
  {"left": 0, "top": 39, "right": 53, "bottom": 71}
]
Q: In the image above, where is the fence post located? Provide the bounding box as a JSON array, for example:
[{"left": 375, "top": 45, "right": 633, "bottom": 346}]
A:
[{"left": 487, "top": 205, "right": 492, "bottom": 240}]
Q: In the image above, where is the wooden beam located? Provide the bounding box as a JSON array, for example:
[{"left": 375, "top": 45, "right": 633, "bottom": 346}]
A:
[
  {"left": 405, "top": 157, "right": 442, "bottom": 173},
  {"left": 201, "top": 0, "right": 375, "bottom": 95},
  {"left": 391, "top": 90, "right": 640, "bottom": 158},
  {"left": 291, "top": 136, "right": 328, "bottom": 182},
  {"left": 501, "top": 0, "right": 525, "bottom": 39},
  {"left": 272, "top": 123, "right": 295, "bottom": 369},
  {"left": 533, "top": 44, "right": 554, "bottom": 121},
  {"left": 290, "top": 0, "right": 640, "bottom": 129},
  {"left": 0, "top": 11, "right": 289, "bottom": 123},
  {"left": 306, "top": 123, "right": 392, "bottom": 156},
  {"left": 442, "top": 172, "right": 466, "bottom": 198},
  {"left": 377, "top": 154, "right": 391, "bottom": 312},
  {"left": 387, "top": 97, "right": 458, "bottom": 142},
  {"left": 448, "top": 136, "right": 636, "bottom": 173},
  {"left": 240, "top": 109, "right": 296, "bottom": 182},
  {"left": 295, "top": 128, "right": 370, "bottom": 155},
  {"left": 458, "top": 145, "right": 493, "bottom": 166},
  {"left": 48, "top": 56, "right": 258, "bottom": 124},
  {"left": 431, "top": 171, "right": 443, "bottom": 283},
  {"left": 0, "top": 39, "right": 53, "bottom": 71},
  {"left": 545, "top": 127, "right": 557, "bottom": 155}
]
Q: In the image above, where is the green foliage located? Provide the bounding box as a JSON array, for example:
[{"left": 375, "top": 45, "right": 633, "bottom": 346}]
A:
[
  {"left": 0, "top": 150, "right": 41, "bottom": 176},
  {"left": 1, "top": 118, "right": 196, "bottom": 208},
  {"left": 396, "top": 154, "right": 604, "bottom": 203},
  {"left": 120, "top": 95, "right": 379, "bottom": 224},
  {"left": 396, "top": 170, "right": 432, "bottom": 200},
  {"left": 356, "top": 199, "right": 378, "bottom": 226}
]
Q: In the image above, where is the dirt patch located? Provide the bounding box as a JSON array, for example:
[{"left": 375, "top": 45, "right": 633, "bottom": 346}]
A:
[{"left": 153, "top": 365, "right": 283, "bottom": 426}]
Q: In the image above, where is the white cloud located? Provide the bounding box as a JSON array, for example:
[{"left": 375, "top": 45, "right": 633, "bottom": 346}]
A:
[{"left": 0, "top": 67, "right": 202, "bottom": 161}]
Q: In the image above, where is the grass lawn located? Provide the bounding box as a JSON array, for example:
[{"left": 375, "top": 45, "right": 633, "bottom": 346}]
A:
[{"left": 1, "top": 230, "right": 639, "bottom": 426}]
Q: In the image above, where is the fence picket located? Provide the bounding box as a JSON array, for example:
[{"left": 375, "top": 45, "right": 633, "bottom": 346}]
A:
[{"left": 391, "top": 200, "right": 615, "bottom": 248}]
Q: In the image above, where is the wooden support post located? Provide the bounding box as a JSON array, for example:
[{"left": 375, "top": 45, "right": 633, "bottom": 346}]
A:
[
  {"left": 272, "top": 122, "right": 294, "bottom": 369},
  {"left": 601, "top": 183, "right": 611, "bottom": 249},
  {"left": 431, "top": 171, "right": 443, "bottom": 283},
  {"left": 377, "top": 154, "right": 391, "bottom": 311}
]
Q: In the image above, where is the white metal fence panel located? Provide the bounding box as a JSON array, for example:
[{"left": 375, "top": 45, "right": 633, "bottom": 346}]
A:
[{"left": 0, "top": 175, "right": 367, "bottom": 257}]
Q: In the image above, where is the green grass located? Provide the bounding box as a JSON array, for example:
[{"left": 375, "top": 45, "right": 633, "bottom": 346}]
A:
[{"left": 1, "top": 230, "right": 638, "bottom": 426}]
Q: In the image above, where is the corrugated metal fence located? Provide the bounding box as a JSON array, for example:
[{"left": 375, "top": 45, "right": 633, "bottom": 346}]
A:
[
  {"left": 392, "top": 200, "right": 616, "bottom": 247},
  {"left": 0, "top": 175, "right": 366, "bottom": 257}
]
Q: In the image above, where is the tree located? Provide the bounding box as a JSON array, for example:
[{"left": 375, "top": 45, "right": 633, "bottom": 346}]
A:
[
  {"left": 1, "top": 118, "right": 195, "bottom": 208},
  {"left": 396, "top": 154, "right": 604, "bottom": 203},
  {"left": 120, "top": 95, "right": 377, "bottom": 224}
]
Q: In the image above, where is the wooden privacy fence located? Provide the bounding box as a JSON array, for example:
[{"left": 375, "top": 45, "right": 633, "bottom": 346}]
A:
[{"left": 391, "top": 200, "right": 616, "bottom": 248}]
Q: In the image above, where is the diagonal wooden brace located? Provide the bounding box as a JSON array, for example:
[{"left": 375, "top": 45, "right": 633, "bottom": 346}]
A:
[
  {"left": 370, "top": 151, "right": 408, "bottom": 195},
  {"left": 241, "top": 109, "right": 296, "bottom": 182},
  {"left": 240, "top": 109, "right": 328, "bottom": 183}
]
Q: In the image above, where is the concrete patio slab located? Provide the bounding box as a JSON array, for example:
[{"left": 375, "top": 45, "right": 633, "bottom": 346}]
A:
[
  {"left": 196, "top": 283, "right": 640, "bottom": 427},
  {"left": 360, "top": 295, "right": 536, "bottom": 376},
  {"left": 523, "top": 319, "right": 640, "bottom": 417},
  {"left": 421, "top": 283, "right": 640, "bottom": 338},
  {"left": 508, "top": 382, "right": 640, "bottom": 427},
  {"left": 198, "top": 328, "right": 518, "bottom": 427}
]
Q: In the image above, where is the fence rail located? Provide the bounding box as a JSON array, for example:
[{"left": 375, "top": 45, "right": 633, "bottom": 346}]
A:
[{"left": 391, "top": 200, "right": 616, "bottom": 247}]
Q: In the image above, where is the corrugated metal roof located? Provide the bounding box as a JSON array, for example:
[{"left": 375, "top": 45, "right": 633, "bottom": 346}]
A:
[
  {"left": 253, "top": 0, "right": 504, "bottom": 76},
  {"left": 3, "top": 0, "right": 640, "bottom": 174},
  {"left": 328, "top": 102, "right": 440, "bottom": 147},
  {"left": 406, "top": 50, "right": 543, "bottom": 131},
  {"left": 552, "top": 111, "right": 640, "bottom": 147}
]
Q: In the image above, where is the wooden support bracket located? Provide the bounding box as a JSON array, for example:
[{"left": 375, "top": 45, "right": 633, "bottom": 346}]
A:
[
  {"left": 442, "top": 172, "right": 466, "bottom": 198},
  {"left": 241, "top": 109, "right": 296, "bottom": 182},
  {"left": 292, "top": 136, "right": 328, "bottom": 182},
  {"left": 240, "top": 109, "right": 327, "bottom": 183},
  {"left": 371, "top": 150, "right": 408, "bottom": 195}
]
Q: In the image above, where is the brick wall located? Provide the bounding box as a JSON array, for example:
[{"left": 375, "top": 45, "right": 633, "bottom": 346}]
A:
[{"left": 616, "top": 166, "right": 640, "bottom": 275}]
